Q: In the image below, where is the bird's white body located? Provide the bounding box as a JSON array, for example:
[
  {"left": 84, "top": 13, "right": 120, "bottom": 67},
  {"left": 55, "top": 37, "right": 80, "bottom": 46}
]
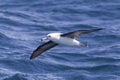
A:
[
  {"left": 47, "top": 33, "right": 80, "bottom": 46},
  {"left": 51, "top": 36, "right": 80, "bottom": 46}
]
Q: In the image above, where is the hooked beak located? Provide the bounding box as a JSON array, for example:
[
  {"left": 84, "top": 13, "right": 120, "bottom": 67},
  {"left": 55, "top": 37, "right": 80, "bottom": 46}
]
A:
[{"left": 41, "top": 36, "right": 48, "bottom": 41}]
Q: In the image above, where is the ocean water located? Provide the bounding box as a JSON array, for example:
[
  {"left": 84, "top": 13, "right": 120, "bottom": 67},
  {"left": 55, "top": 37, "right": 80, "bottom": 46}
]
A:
[{"left": 0, "top": 0, "right": 120, "bottom": 80}]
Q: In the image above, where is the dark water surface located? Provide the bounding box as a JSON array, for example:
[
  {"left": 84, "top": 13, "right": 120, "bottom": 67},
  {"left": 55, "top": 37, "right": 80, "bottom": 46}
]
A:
[{"left": 0, "top": 0, "right": 120, "bottom": 80}]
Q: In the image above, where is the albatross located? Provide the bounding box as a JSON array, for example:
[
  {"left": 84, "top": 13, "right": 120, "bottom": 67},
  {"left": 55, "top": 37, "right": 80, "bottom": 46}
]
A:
[{"left": 30, "top": 28, "right": 102, "bottom": 59}]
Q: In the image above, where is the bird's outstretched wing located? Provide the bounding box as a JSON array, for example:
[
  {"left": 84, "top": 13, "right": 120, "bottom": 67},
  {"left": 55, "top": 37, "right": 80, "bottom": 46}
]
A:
[
  {"left": 30, "top": 41, "right": 57, "bottom": 59},
  {"left": 61, "top": 28, "right": 103, "bottom": 39}
]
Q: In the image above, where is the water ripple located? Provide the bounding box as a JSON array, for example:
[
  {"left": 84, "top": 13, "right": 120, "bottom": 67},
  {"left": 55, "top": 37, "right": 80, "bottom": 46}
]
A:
[{"left": 0, "top": 0, "right": 120, "bottom": 80}]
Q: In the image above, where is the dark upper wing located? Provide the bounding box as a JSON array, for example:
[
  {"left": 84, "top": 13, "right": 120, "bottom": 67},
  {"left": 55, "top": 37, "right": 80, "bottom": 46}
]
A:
[
  {"left": 61, "top": 28, "right": 103, "bottom": 39},
  {"left": 30, "top": 41, "right": 58, "bottom": 59}
]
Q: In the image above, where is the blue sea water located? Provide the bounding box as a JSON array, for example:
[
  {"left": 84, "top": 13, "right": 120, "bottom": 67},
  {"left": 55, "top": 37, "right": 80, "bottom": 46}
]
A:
[{"left": 0, "top": 0, "right": 120, "bottom": 80}]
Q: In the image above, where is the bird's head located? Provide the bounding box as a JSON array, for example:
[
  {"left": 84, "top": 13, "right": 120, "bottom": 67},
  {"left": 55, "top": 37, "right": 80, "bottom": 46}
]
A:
[{"left": 41, "top": 32, "right": 62, "bottom": 41}]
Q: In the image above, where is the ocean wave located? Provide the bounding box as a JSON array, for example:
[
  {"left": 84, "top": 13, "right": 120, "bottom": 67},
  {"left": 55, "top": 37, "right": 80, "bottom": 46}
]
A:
[
  {"left": 2, "top": 73, "right": 64, "bottom": 80},
  {"left": 0, "top": 0, "right": 120, "bottom": 80}
]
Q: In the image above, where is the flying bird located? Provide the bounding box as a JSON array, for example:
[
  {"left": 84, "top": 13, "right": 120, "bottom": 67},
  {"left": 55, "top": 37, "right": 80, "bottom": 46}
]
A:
[{"left": 30, "top": 28, "right": 102, "bottom": 59}]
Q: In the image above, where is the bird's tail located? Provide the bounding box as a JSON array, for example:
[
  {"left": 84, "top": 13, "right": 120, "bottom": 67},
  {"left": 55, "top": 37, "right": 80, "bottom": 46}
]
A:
[{"left": 81, "top": 42, "right": 88, "bottom": 47}]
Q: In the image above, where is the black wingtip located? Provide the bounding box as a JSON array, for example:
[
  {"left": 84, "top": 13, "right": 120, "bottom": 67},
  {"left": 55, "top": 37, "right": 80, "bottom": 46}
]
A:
[
  {"left": 30, "top": 54, "right": 35, "bottom": 60},
  {"left": 30, "top": 55, "right": 33, "bottom": 60},
  {"left": 94, "top": 28, "right": 103, "bottom": 31},
  {"left": 91, "top": 28, "right": 103, "bottom": 32},
  {"left": 97, "top": 28, "right": 104, "bottom": 30}
]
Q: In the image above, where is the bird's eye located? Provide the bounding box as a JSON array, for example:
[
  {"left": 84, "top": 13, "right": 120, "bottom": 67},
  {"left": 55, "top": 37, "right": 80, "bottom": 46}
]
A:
[{"left": 47, "top": 35, "right": 51, "bottom": 37}]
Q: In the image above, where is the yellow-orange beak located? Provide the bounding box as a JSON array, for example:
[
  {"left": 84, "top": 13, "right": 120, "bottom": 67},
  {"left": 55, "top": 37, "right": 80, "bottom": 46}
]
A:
[{"left": 41, "top": 36, "right": 48, "bottom": 41}]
